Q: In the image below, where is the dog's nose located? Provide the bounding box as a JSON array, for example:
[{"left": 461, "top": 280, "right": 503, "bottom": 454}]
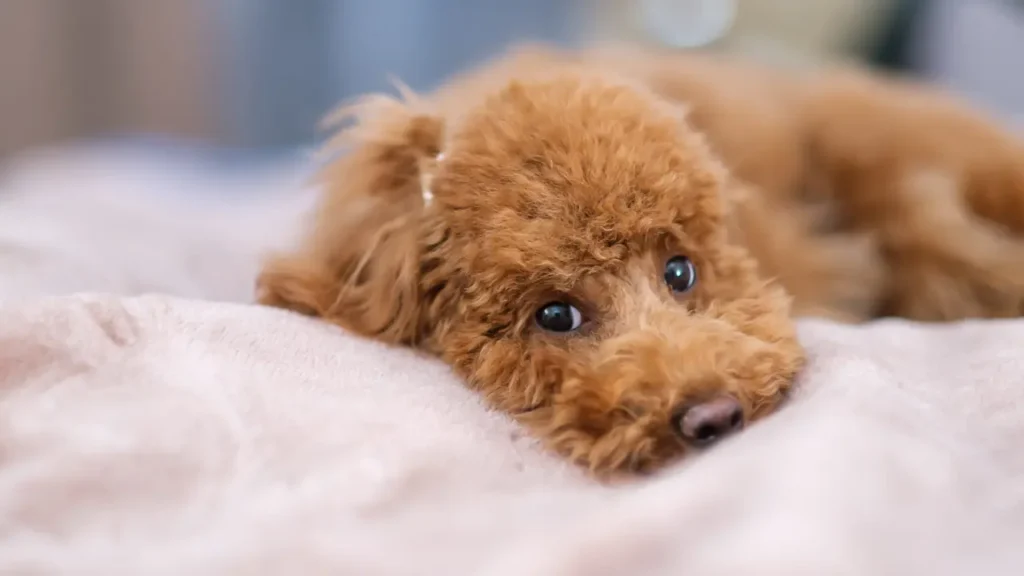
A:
[{"left": 673, "top": 395, "right": 744, "bottom": 446}]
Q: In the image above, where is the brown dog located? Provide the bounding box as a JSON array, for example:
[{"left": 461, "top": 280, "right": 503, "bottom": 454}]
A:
[{"left": 257, "top": 45, "right": 1024, "bottom": 476}]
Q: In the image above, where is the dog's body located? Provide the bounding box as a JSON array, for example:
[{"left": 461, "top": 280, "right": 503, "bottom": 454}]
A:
[
  {"left": 613, "top": 47, "right": 1024, "bottom": 322},
  {"left": 258, "top": 45, "right": 1024, "bottom": 476}
]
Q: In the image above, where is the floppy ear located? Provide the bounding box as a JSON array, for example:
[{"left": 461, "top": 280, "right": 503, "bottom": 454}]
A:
[{"left": 257, "top": 91, "right": 444, "bottom": 345}]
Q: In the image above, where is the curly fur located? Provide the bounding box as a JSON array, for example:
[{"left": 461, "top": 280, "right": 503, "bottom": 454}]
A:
[{"left": 257, "top": 44, "right": 1024, "bottom": 477}]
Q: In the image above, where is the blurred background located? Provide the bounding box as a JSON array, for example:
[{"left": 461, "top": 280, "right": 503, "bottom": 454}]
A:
[
  {"left": 2, "top": 0, "right": 1022, "bottom": 159},
  {"left": 1, "top": 0, "right": 1023, "bottom": 303}
]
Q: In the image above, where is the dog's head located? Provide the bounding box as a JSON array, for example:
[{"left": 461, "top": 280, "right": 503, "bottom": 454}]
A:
[{"left": 258, "top": 64, "right": 804, "bottom": 475}]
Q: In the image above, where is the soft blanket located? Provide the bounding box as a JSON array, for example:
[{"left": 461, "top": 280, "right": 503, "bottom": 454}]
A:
[
  {"left": 1, "top": 145, "right": 1023, "bottom": 575},
  {"left": 1, "top": 295, "right": 1023, "bottom": 575}
]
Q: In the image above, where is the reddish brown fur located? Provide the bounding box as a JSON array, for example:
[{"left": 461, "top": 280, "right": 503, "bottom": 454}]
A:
[{"left": 257, "top": 44, "right": 1024, "bottom": 476}]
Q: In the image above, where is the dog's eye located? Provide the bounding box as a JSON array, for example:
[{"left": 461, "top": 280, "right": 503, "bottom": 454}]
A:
[
  {"left": 535, "top": 302, "right": 583, "bottom": 332},
  {"left": 664, "top": 256, "right": 697, "bottom": 293}
]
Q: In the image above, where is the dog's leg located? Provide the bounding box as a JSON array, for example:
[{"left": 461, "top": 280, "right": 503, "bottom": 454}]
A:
[
  {"left": 723, "top": 182, "right": 885, "bottom": 322},
  {"left": 804, "top": 72, "right": 1024, "bottom": 320}
]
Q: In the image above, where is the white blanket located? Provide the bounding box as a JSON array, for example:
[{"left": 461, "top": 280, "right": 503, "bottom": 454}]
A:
[
  {"left": 1, "top": 146, "right": 1023, "bottom": 575},
  {"left": 1, "top": 296, "right": 1023, "bottom": 575}
]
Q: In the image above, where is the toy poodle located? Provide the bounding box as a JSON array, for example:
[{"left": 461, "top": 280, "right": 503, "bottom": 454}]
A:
[{"left": 256, "top": 44, "right": 1024, "bottom": 476}]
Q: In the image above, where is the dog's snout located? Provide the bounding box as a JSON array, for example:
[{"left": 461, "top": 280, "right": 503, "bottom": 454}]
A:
[{"left": 672, "top": 395, "right": 744, "bottom": 446}]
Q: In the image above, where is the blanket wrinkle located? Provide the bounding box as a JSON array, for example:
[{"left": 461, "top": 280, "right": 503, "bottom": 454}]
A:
[{"left": 0, "top": 299, "right": 145, "bottom": 398}]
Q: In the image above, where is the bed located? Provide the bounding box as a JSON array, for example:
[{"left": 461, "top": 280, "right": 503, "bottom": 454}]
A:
[{"left": 1, "top": 144, "right": 1022, "bottom": 575}]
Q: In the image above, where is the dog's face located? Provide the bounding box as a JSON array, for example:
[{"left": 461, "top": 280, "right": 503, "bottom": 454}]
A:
[{"left": 259, "top": 71, "right": 805, "bottom": 475}]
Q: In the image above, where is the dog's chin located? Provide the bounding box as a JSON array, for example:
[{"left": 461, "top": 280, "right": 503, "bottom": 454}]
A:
[
  {"left": 516, "top": 409, "right": 675, "bottom": 473},
  {"left": 516, "top": 400, "right": 685, "bottom": 477}
]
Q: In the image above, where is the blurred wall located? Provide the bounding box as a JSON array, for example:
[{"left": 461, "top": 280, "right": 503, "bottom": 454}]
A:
[
  {"left": 910, "top": 0, "right": 1024, "bottom": 123},
  {"left": 0, "top": 0, "right": 218, "bottom": 157},
  {"left": 0, "top": 0, "right": 583, "bottom": 154},
  {"left": 220, "top": 0, "right": 581, "bottom": 148},
  {"left": 0, "top": 1, "right": 78, "bottom": 157},
  {"left": 0, "top": 0, "right": 1018, "bottom": 159},
  {"left": 591, "top": 0, "right": 896, "bottom": 67}
]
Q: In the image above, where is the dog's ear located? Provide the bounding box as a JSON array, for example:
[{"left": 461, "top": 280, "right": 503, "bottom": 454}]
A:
[{"left": 257, "top": 91, "right": 444, "bottom": 345}]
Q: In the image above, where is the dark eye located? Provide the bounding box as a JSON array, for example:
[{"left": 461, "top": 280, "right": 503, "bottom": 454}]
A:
[
  {"left": 535, "top": 302, "right": 583, "bottom": 332},
  {"left": 664, "top": 256, "right": 697, "bottom": 293}
]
